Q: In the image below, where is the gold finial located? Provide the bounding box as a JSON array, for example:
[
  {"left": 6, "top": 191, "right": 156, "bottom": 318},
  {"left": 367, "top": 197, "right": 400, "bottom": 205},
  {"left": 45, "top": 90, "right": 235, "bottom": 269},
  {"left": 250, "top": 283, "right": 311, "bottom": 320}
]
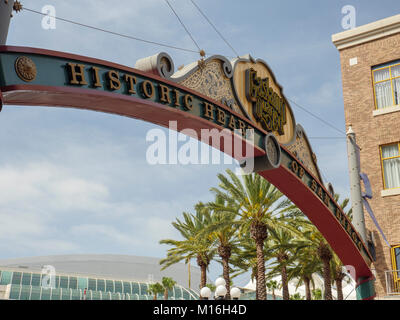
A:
[
  {"left": 198, "top": 49, "right": 206, "bottom": 70},
  {"left": 13, "top": 0, "right": 23, "bottom": 13}
]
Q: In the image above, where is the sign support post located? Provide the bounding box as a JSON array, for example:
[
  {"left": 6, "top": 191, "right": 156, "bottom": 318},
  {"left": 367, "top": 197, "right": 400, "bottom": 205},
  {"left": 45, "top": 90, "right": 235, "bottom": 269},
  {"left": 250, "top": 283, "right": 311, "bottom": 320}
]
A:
[{"left": 347, "top": 126, "right": 375, "bottom": 300}]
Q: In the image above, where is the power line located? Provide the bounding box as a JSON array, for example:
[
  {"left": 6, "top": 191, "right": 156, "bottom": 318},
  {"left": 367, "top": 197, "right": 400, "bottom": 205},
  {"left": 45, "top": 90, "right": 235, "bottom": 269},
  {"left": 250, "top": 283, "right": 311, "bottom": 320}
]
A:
[
  {"left": 22, "top": 7, "right": 200, "bottom": 55},
  {"left": 23, "top": 7, "right": 345, "bottom": 138},
  {"left": 190, "top": 0, "right": 240, "bottom": 58},
  {"left": 164, "top": 0, "right": 202, "bottom": 53},
  {"left": 287, "top": 98, "right": 347, "bottom": 136}
]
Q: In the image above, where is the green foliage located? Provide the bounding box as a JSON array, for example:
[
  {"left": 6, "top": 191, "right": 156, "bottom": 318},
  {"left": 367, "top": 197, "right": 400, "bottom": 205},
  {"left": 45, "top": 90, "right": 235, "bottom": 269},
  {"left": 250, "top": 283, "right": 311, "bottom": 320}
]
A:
[
  {"left": 162, "top": 277, "right": 176, "bottom": 290},
  {"left": 290, "top": 293, "right": 304, "bottom": 300},
  {"left": 159, "top": 168, "right": 353, "bottom": 302},
  {"left": 148, "top": 283, "right": 164, "bottom": 299},
  {"left": 312, "top": 288, "right": 322, "bottom": 300},
  {"left": 206, "top": 283, "right": 216, "bottom": 292}
]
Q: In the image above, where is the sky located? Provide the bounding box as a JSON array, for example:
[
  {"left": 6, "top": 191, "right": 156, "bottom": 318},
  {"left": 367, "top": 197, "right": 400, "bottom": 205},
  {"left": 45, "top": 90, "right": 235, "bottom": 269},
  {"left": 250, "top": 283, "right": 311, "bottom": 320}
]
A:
[{"left": 1, "top": 0, "right": 399, "bottom": 287}]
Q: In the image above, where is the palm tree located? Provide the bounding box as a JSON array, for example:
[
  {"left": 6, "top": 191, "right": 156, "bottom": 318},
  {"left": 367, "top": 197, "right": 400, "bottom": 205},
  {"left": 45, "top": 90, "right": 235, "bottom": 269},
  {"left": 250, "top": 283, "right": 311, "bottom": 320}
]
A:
[
  {"left": 159, "top": 207, "right": 216, "bottom": 290},
  {"left": 288, "top": 247, "right": 321, "bottom": 300},
  {"left": 266, "top": 225, "right": 308, "bottom": 300},
  {"left": 330, "top": 193, "right": 352, "bottom": 300},
  {"left": 197, "top": 196, "right": 240, "bottom": 300},
  {"left": 148, "top": 282, "right": 164, "bottom": 300},
  {"left": 210, "top": 169, "right": 291, "bottom": 300},
  {"left": 317, "top": 238, "right": 333, "bottom": 300},
  {"left": 266, "top": 280, "right": 278, "bottom": 300},
  {"left": 330, "top": 252, "right": 351, "bottom": 300},
  {"left": 228, "top": 234, "right": 260, "bottom": 299},
  {"left": 299, "top": 221, "right": 334, "bottom": 300},
  {"left": 161, "top": 277, "right": 176, "bottom": 300}
]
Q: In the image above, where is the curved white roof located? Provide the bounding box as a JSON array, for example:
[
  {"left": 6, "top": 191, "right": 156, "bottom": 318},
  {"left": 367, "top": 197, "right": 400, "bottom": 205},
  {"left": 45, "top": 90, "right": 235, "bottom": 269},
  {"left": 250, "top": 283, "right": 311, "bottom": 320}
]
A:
[{"left": 0, "top": 254, "right": 206, "bottom": 291}]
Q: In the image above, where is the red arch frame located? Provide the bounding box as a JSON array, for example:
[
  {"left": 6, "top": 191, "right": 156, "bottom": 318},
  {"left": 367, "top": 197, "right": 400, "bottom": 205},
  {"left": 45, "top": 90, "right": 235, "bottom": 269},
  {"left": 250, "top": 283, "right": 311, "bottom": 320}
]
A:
[{"left": 0, "top": 46, "right": 373, "bottom": 283}]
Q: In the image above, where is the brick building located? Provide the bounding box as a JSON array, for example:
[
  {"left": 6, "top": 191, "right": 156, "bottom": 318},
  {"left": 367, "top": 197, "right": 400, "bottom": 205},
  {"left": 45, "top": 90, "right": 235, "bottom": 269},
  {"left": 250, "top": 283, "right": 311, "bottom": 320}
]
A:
[{"left": 332, "top": 14, "right": 400, "bottom": 299}]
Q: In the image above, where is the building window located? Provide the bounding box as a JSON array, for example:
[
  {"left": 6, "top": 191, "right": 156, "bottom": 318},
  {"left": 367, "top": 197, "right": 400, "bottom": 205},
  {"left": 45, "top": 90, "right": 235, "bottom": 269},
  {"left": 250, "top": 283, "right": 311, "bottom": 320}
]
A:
[
  {"left": 373, "top": 61, "right": 400, "bottom": 109},
  {"left": 381, "top": 143, "right": 400, "bottom": 189},
  {"left": 391, "top": 245, "right": 400, "bottom": 290}
]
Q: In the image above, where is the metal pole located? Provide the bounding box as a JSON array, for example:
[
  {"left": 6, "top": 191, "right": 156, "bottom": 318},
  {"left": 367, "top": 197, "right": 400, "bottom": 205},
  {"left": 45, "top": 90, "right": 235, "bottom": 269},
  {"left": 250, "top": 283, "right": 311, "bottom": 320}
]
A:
[
  {"left": 0, "top": 0, "right": 14, "bottom": 45},
  {"left": 346, "top": 125, "right": 367, "bottom": 243}
]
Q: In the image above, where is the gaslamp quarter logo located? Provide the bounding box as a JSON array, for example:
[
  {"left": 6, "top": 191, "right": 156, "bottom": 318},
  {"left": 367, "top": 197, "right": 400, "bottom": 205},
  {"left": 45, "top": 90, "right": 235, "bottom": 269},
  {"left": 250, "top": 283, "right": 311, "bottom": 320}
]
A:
[{"left": 245, "top": 68, "right": 287, "bottom": 135}]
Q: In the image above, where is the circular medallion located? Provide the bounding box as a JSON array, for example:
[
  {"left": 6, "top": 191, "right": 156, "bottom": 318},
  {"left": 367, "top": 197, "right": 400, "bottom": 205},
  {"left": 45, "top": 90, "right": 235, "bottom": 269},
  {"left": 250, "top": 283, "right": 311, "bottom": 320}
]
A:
[
  {"left": 15, "top": 56, "right": 37, "bottom": 82},
  {"left": 265, "top": 133, "right": 281, "bottom": 169}
]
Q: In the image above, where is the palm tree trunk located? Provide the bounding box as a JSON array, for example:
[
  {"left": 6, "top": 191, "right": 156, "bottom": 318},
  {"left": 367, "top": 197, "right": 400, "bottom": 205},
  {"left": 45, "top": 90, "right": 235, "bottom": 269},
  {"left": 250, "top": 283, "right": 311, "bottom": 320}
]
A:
[
  {"left": 164, "top": 289, "right": 168, "bottom": 300},
  {"left": 251, "top": 267, "right": 258, "bottom": 300},
  {"left": 322, "top": 258, "right": 333, "bottom": 300},
  {"left": 222, "top": 257, "right": 231, "bottom": 300},
  {"left": 219, "top": 244, "right": 231, "bottom": 300},
  {"left": 197, "top": 254, "right": 208, "bottom": 289},
  {"left": 272, "top": 290, "right": 276, "bottom": 300},
  {"left": 200, "top": 265, "right": 207, "bottom": 289},
  {"left": 280, "top": 264, "right": 290, "bottom": 300},
  {"left": 251, "top": 222, "right": 267, "bottom": 300},
  {"left": 303, "top": 277, "right": 312, "bottom": 300},
  {"left": 336, "top": 279, "right": 343, "bottom": 300},
  {"left": 317, "top": 242, "right": 333, "bottom": 301},
  {"left": 255, "top": 239, "right": 266, "bottom": 300}
]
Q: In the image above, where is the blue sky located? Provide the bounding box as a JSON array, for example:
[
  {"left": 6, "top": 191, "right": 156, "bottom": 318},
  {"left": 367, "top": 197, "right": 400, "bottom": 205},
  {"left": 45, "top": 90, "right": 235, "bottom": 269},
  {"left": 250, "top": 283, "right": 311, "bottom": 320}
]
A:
[{"left": 1, "top": 0, "right": 399, "bottom": 287}]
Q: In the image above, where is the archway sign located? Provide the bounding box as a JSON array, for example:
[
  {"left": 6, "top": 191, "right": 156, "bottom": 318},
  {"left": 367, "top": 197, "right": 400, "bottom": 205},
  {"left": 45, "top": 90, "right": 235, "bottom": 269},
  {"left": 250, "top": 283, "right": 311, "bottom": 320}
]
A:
[{"left": 0, "top": 46, "right": 375, "bottom": 300}]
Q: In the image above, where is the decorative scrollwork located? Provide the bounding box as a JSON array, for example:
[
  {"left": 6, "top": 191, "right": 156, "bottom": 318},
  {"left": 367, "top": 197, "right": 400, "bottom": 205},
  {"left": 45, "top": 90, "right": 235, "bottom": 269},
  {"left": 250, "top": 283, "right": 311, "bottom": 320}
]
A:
[
  {"left": 134, "top": 52, "right": 175, "bottom": 80},
  {"left": 222, "top": 59, "right": 233, "bottom": 79}
]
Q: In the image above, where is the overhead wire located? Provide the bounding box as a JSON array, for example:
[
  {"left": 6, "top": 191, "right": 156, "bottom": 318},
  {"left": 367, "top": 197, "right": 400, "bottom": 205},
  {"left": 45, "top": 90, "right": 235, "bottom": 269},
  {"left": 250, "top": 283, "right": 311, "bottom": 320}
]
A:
[
  {"left": 287, "top": 98, "right": 347, "bottom": 136},
  {"left": 22, "top": 6, "right": 346, "bottom": 142},
  {"left": 22, "top": 7, "right": 200, "bottom": 55},
  {"left": 190, "top": 0, "right": 240, "bottom": 58},
  {"left": 187, "top": 1, "right": 346, "bottom": 138},
  {"left": 163, "top": 0, "right": 202, "bottom": 54}
]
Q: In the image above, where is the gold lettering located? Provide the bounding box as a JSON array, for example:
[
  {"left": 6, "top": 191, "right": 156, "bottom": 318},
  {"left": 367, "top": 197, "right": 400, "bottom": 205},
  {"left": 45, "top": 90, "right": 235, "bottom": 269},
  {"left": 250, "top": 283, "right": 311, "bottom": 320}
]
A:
[
  {"left": 159, "top": 84, "right": 171, "bottom": 104},
  {"left": 107, "top": 70, "right": 121, "bottom": 90},
  {"left": 317, "top": 187, "right": 323, "bottom": 199},
  {"left": 298, "top": 167, "right": 305, "bottom": 179},
  {"left": 291, "top": 161, "right": 299, "bottom": 174},
  {"left": 216, "top": 108, "right": 226, "bottom": 125},
  {"left": 124, "top": 74, "right": 137, "bottom": 94},
  {"left": 246, "top": 68, "right": 286, "bottom": 135},
  {"left": 67, "top": 63, "right": 87, "bottom": 85},
  {"left": 335, "top": 208, "right": 341, "bottom": 219},
  {"left": 310, "top": 180, "right": 317, "bottom": 192},
  {"left": 203, "top": 102, "right": 214, "bottom": 120},
  {"left": 237, "top": 119, "right": 246, "bottom": 136},
  {"left": 91, "top": 67, "right": 102, "bottom": 88},
  {"left": 324, "top": 193, "right": 330, "bottom": 206},
  {"left": 141, "top": 80, "right": 155, "bottom": 99},
  {"left": 184, "top": 94, "right": 193, "bottom": 110},
  {"left": 346, "top": 221, "right": 352, "bottom": 234},
  {"left": 228, "top": 114, "right": 236, "bottom": 131},
  {"left": 341, "top": 216, "right": 346, "bottom": 228},
  {"left": 173, "top": 89, "right": 181, "bottom": 107}
]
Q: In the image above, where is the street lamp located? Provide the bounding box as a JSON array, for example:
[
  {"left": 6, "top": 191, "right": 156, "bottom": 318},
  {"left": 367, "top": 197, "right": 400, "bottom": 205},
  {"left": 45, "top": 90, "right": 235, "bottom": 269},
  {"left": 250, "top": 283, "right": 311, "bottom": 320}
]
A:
[
  {"left": 215, "top": 277, "right": 226, "bottom": 287},
  {"left": 215, "top": 285, "right": 227, "bottom": 300},
  {"left": 230, "top": 287, "right": 241, "bottom": 300},
  {"left": 200, "top": 287, "right": 212, "bottom": 300}
]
